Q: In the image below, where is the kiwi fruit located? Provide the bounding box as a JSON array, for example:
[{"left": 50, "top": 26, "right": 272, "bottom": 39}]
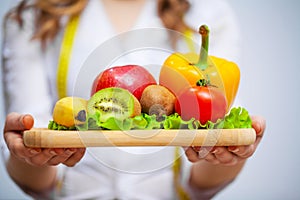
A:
[
  {"left": 140, "top": 85, "right": 176, "bottom": 119},
  {"left": 87, "top": 87, "right": 141, "bottom": 122}
]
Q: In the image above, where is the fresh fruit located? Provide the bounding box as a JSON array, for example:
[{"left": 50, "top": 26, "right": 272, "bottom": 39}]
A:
[
  {"left": 87, "top": 87, "right": 141, "bottom": 122},
  {"left": 140, "top": 85, "right": 175, "bottom": 117},
  {"left": 174, "top": 79, "right": 227, "bottom": 124},
  {"left": 53, "top": 97, "right": 87, "bottom": 127},
  {"left": 91, "top": 65, "right": 157, "bottom": 100},
  {"left": 159, "top": 25, "right": 240, "bottom": 111}
]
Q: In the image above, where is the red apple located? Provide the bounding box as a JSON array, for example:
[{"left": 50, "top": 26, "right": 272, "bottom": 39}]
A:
[{"left": 91, "top": 65, "right": 157, "bottom": 100}]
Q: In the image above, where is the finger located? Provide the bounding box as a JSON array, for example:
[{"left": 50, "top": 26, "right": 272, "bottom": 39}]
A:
[
  {"left": 203, "top": 152, "right": 220, "bottom": 165},
  {"left": 26, "top": 148, "right": 65, "bottom": 166},
  {"left": 62, "top": 148, "right": 86, "bottom": 167},
  {"left": 197, "top": 147, "right": 213, "bottom": 158},
  {"left": 4, "top": 113, "right": 34, "bottom": 133},
  {"left": 185, "top": 147, "right": 199, "bottom": 162},
  {"left": 27, "top": 149, "right": 58, "bottom": 166},
  {"left": 47, "top": 148, "right": 75, "bottom": 166},
  {"left": 47, "top": 148, "right": 80, "bottom": 166},
  {"left": 7, "top": 137, "right": 28, "bottom": 159},
  {"left": 23, "top": 114, "right": 34, "bottom": 130},
  {"left": 213, "top": 147, "right": 238, "bottom": 166},
  {"left": 228, "top": 145, "right": 255, "bottom": 159},
  {"left": 251, "top": 115, "right": 266, "bottom": 137},
  {"left": 227, "top": 116, "right": 266, "bottom": 159},
  {"left": 4, "top": 113, "right": 38, "bottom": 160},
  {"left": 4, "top": 130, "right": 40, "bottom": 158}
]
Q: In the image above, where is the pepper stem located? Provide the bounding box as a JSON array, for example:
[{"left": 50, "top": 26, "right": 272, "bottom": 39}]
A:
[{"left": 195, "top": 25, "right": 210, "bottom": 70}]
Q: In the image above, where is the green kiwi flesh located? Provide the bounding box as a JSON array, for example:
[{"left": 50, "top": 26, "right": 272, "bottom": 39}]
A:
[{"left": 88, "top": 87, "right": 136, "bottom": 122}]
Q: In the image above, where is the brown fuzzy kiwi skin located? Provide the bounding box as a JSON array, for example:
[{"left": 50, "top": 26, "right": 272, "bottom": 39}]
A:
[
  {"left": 140, "top": 85, "right": 176, "bottom": 116},
  {"left": 132, "top": 95, "right": 142, "bottom": 117}
]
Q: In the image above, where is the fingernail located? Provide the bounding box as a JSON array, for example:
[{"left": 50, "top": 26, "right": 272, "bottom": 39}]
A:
[
  {"left": 193, "top": 146, "right": 201, "bottom": 152},
  {"left": 228, "top": 146, "right": 239, "bottom": 153},
  {"left": 212, "top": 149, "right": 218, "bottom": 154},
  {"left": 50, "top": 150, "right": 57, "bottom": 155},
  {"left": 22, "top": 114, "right": 34, "bottom": 129},
  {"left": 198, "top": 149, "right": 209, "bottom": 158},
  {"left": 65, "top": 148, "right": 76, "bottom": 155},
  {"left": 30, "top": 149, "right": 40, "bottom": 154}
]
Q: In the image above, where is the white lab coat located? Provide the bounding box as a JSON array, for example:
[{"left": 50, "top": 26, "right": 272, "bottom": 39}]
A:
[{"left": 1, "top": 0, "right": 240, "bottom": 199}]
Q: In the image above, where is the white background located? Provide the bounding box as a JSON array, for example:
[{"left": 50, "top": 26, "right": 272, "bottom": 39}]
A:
[{"left": 1, "top": 0, "right": 300, "bottom": 199}]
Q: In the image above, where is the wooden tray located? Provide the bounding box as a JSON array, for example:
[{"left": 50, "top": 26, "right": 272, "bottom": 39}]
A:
[{"left": 23, "top": 128, "right": 256, "bottom": 148}]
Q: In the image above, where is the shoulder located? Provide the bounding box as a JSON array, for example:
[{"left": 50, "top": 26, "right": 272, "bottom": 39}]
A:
[
  {"left": 3, "top": 4, "right": 36, "bottom": 38},
  {"left": 186, "top": 0, "right": 239, "bottom": 29}
]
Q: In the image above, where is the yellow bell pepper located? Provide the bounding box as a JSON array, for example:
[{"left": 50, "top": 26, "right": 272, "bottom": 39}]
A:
[{"left": 159, "top": 25, "right": 240, "bottom": 111}]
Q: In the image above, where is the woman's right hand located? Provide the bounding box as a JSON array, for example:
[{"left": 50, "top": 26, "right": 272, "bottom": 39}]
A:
[{"left": 3, "top": 112, "right": 86, "bottom": 167}]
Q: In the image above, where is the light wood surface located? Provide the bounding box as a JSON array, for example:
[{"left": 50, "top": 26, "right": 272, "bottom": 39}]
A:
[{"left": 23, "top": 128, "right": 256, "bottom": 148}]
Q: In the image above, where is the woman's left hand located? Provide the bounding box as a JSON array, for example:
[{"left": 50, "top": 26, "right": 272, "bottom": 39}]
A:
[{"left": 184, "top": 116, "right": 266, "bottom": 166}]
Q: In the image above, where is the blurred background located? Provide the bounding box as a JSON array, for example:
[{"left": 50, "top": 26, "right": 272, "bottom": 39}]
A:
[{"left": 1, "top": 0, "right": 299, "bottom": 199}]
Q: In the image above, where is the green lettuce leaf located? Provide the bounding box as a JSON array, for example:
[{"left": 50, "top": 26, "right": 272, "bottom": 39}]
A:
[
  {"left": 48, "top": 106, "right": 252, "bottom": 131},
  {"left": 47, "top": 120, "right": 76, "bottom": 130},
  {"left": 163, "top": 113, "right": 195, "bottom": 129},
  {"left": 216, "top": 107, "right": 252, "bottom": 129}
]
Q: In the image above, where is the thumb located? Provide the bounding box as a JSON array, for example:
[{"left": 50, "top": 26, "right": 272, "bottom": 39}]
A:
[
  {"left": 4, "top": 112, "right": 34, "bottom": 133},
  {"left": 251, "top": 115, "right": 266, "bottom": 137}
]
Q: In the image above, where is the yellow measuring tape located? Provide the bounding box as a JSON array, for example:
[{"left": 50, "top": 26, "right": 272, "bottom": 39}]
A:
[
  {"left": 57, "top": 15, "right": 193, "bottom": 199},
  {"left": 173, "top": 147, "right": 190, "bottom": 200},
  {"left": 183, "top": 29, "right": 196, "bottom": 53},
  {"left": 57, "top": 15, "right": 80, "bottom": 99},
  {"left": 173, "top": 28, "right": 197, "bottom": 200}
]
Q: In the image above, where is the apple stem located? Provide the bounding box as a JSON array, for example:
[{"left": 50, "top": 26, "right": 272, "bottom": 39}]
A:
[{"left": 195, "top": 25, "right": 209, "bottom": 70}]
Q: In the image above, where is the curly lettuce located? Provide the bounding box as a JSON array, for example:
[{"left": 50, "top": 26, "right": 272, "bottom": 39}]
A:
[{"left": 48, "top": 107, "right": 252, "bottom": 131}]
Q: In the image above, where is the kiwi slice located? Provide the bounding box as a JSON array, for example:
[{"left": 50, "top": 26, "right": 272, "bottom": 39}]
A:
[{"left": 87, "top": 87, "right": 141, "bottom": 122}]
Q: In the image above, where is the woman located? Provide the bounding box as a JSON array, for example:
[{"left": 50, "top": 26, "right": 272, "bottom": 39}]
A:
[{"left": 2, "top": 0, "right": 265, "bottom": 199}]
